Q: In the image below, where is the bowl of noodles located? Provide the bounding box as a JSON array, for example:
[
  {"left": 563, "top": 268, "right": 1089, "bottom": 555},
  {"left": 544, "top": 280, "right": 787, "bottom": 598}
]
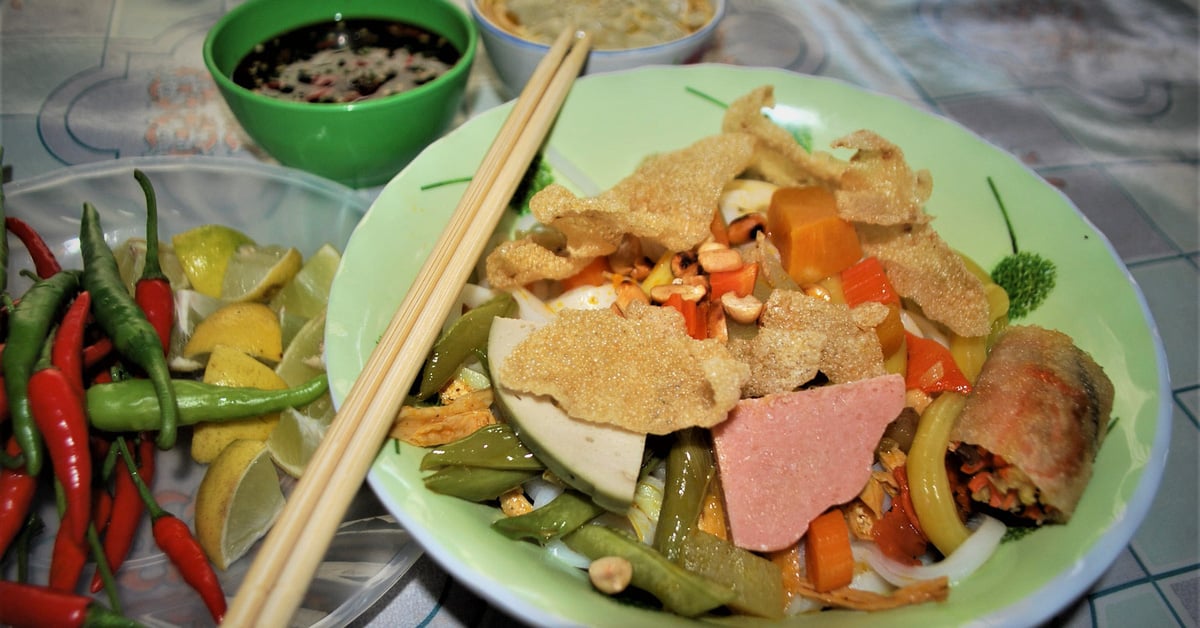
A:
[
  {"left": 469, "top": 0, "right": 725, "bottom": 95},
  {"left": 325, "top": 65, "right": 1169, "bottom": 625}
]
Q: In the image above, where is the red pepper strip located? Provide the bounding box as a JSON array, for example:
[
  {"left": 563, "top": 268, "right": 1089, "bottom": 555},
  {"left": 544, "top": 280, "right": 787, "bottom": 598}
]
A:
[
  {"left": 90, "top": 437, "right": 154, "bottom": 593},
  {"left": 132, "top": 170, "right": 174, "bottom": 355},
  {"left": 84, "top": 337, "right": 115, "bottom": 369},
  {"left": 115, "top": 439, "right": 225, "bottom": 622},
  {"left": 52, "top": 291, "right": 92, "bottom": 398},
  {"left": 0, "top": 579, "right": 140, "bottom": 628},
  {"left": 5, "top": 215, "right": 63, "bottom": 279},
  {"left": 29, "top": 366, "right": 92, "bottom": 590},
  {"left": 0, "top": 436, "right": 37, "bottom": 557}
]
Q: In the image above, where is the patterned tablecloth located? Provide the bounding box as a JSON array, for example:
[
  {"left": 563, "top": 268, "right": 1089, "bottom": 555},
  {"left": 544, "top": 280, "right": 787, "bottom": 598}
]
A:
[{"left": 1, "top": 1, "right": 1196, "bottom": 626}]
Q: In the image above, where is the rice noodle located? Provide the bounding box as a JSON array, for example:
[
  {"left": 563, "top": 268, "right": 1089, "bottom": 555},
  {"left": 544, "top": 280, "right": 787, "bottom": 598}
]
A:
[{"left": 865, "top": 515, "right": 1006, "bottom": 588}]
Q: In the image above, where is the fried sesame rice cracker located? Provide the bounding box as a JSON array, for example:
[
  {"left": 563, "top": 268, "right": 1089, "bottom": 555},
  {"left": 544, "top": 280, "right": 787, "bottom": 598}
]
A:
[
  {"left": 758, "top": 290, "right": 887, "bottom": 384},
  {"left": 832, "top": 130, "right": 933, "bottom": 226},
  {"left": 497, "top": 302, "right": 749, "bottom": 435}
]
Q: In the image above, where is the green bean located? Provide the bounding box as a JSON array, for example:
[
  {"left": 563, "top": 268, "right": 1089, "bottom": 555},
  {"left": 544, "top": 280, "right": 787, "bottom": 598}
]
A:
[
  {"left": 86, "top": 375, "right": 328, "bottom": 432},
  {"left": 0, "top": 147, "right": 8, "bottom": 296},
  {"left": 678, "top": 530, "right": 784, "bottom": 619},
  {"left": 423, "top": 466, "right": 538, "bottom": 502},
  {"left": 908, "top": 391, "right": 971, "bottom": 556},
  {"left": 652, "top": 427, "right": 714, "bottom": 562},
  {"left": 420, "top": 424, "right": 544, "bottom": 471},
  {"left": 563, "top": 524, "right": 734, "bottom": 617},
  {"left": 491, "top": 490, "right": 603, "bottom": 544},
  {"left": 416, "top": 292, "right": 516, "bottom": 399}
]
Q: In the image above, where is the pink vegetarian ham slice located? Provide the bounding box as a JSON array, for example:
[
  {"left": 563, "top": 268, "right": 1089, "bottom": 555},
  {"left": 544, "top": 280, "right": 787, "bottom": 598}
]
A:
[{"left": 712, "top": 373, "right": 905, "bottom": 552}]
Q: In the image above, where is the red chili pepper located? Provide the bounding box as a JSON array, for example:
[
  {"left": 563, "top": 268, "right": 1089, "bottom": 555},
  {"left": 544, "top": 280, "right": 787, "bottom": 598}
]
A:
[
  {"left": 83, "top": 336, "right": 115, "bottom": 369},
  {"left": 5, "top": 215, "right": 63, "bottom": 279},
  {"left": 0, "top": 437, "right": 37, "bottom": 557},
  {"left": 51, "top": 291, "right": 91, "bottom": 398},
  {"left": 29, "top": 366, "right": 92, "bottom": 590},
  {"left": 115, "top": 438, "right": 225, "bottom": 622},
  {"left": 0, "top": 579, "right": 139, "bottom": 628},
  {"left": 90, "top": 438, "right": 154, "bottom": 593},
  {"left": 132, "top": 170, "right": 173, "bottom": 355}
]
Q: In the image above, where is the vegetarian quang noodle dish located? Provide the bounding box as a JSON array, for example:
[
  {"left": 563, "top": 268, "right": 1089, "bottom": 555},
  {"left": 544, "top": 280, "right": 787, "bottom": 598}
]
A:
[{"left": 396, "top": 85, "right": 1114, "bottom": 619}]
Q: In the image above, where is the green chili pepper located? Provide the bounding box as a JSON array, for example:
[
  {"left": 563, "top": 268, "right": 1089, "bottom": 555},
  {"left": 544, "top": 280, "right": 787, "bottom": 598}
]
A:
[
  {"left": 677, "top": 530, "right": 785, "bottom": 619},
  {"left": 3, "top": 270, "right": 81, "bottom": 474},
  {"left": 416, "top": 292, "right": 516, "bottom": 399},
  {"left": 80, "top": 202, "right": 179, "bottom": 449},
  {"left": 491, "top": 490, "right": 603, "bottom": 544},
  {"left": 86, "top": 375, "right": 328, "bottom": 432},
  {"left": 652, "top": 427, "right": 714, "bottom": 563},
  {"left": 562, "top": 524, "right": 735, "bottom": 617},
  {"left": 422, "top": 466, "right": 538, "bottom": 502},
  {"left": 420, "top": 424, "right": 544, "bottom": 471}
]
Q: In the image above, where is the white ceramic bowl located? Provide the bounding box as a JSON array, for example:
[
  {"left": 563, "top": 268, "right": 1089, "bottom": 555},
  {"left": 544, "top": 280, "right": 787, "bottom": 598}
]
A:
[{"left": 469, "top": 0, "right": 726, "bottom": 95}]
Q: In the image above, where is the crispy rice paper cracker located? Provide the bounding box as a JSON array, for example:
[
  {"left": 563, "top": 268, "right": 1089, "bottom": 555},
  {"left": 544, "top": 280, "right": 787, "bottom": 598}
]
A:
[
  {"left": 858, "top": 223, "right": 991, "bottom": 337},
  {"left": 497, "top": 302, "right": 749, "bottom": 434},
  {"left": 721, "top": 85, "right": 848, "bottom": 187},
  {"left": 832, "top": 130, "right": 933, "bottom": 226},
  {"left": 729, "top": 326, "right": 824, "bottom": 397},
  {"left": 758, "top": 289, "right": 887, "bottom": 385},
  {"left": 485, "top": 133, "right": 757, "bottom": 289}
]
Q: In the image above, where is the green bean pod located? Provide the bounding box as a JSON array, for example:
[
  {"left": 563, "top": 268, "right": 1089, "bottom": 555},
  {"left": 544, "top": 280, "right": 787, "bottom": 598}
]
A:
[
  {"left": 80, "top": 202, "right": 179, "bottom": 449},
  {"left": 3, "top": 270, "right": 81, "bottom": 474},
  {"left": 491, "top": 490, "right": 603, "bottom": 544},
  {"left": 0, "top": 147, "right": 8, "bottom": 296},
  {"left": 420, "top": 424, "right": 544, "bottom": 471},
  {"left": 423, "top": 466, "right": 538, "bottom": 502},
  {"left": 652, "top": 427, "right": 714, "bottom": 562},
  {"left": 678, "top": 530, "right": 785, "bottom": 619},
  {"left": 908, "top": 391, "right": 971, "bottom": 556},
  {"left": 563, "top": 524, "right": 734, "bottom": 617},
  {"left": 416, "top": 292, "right": 516, "bottom": 399},
  {"left": 86, "top": 375, "right": 328, "bottom": 432}
]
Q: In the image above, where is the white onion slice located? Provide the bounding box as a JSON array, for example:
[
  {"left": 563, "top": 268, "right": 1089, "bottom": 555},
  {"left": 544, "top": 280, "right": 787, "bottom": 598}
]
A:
[{"left": 865, "top": 515, "right": 1006, "bottom": 588}]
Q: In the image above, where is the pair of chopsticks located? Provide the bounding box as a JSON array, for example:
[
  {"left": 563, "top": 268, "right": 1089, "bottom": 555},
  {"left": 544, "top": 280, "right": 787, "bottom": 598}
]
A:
[{"left": 223, "top": 27, "right": 593, "bottom": 627}]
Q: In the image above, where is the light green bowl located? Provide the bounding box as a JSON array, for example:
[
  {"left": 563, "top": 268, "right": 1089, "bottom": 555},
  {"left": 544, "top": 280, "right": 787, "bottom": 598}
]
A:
[{"left": 203, "top": 0, "right": 477, "bottom": 188}]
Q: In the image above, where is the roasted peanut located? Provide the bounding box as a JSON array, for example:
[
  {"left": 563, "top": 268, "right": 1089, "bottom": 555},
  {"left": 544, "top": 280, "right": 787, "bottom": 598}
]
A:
[
  {"left": 650, "top": 282, "right": 707, "bottom": 303},
  {"left": 698, "top": 247, "right": 743, "bottom": 273},
  {"left": 727, "top": 213, "right": 767, "bottom": 246},
  {"left": 720, "top": 292, "right": 764, "bottom": 324},
  {"left": 588, "top": 556, "right": 633, "bottom": 595}
]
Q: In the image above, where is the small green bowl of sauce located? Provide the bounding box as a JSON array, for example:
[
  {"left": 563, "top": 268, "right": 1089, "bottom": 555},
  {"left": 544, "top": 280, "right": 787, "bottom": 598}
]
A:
[{"left": 204, "top": 0, "right": 477, "bottom": 188}]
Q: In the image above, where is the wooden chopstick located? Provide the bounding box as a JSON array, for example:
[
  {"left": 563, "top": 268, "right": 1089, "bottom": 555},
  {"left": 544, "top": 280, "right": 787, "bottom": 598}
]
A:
[{"left": 223, "top": 27, "right": 593, "bottom": 627}]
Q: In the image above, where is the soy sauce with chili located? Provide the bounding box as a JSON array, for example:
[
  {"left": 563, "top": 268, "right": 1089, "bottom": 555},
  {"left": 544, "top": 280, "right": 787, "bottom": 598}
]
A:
[{"left": 233, "top": 18, "right": 461, "bottom": 104}]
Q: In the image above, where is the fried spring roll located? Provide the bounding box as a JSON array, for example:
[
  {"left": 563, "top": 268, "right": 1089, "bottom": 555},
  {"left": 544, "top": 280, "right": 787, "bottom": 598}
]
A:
[{"left": 949, "top": 325, "right": 1114, "bottom": 524}]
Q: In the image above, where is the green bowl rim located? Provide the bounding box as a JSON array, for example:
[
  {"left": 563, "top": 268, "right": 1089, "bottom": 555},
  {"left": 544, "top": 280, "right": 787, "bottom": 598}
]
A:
[{"left": 202, "top": 0, "right": 478, "bottom": 113}]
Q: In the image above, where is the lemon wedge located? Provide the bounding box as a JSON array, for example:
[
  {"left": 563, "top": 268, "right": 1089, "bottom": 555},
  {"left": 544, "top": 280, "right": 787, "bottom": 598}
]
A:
[
  {"left": 172, "top": 225, "right": 255, "bottom": 299},
  {"left": 267, "top": 402, "right": 333, "bottom": 478},
  {"left": 195, "top": 439, "right": 284, "bottom": 570},
  {"left": 183, "top": 302, "right": 283, "bottom": 363},
  {"left": 269, "top": 243, "right": 341, "bottom": 321},
  {"left": 275, "top": 309, "right": 326, "bottom": 387},
  {"left": 190, "top": 345, "right": 289, "bottom": 463},
  {"left": 222, "top": 245, "right": 303, "bottom": 303}
]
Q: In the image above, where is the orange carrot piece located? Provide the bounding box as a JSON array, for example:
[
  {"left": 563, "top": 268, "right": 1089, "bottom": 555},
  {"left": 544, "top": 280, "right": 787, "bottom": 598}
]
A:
[
  {"left": 559, "top": 256, "right": 610, "bottom": 291},
  {"left": 804, "top": 509, "right": 855, "bottom": 593},
  {"left": 663, "top": 293, "right": 706, "bottom": 340},
  {"left": 841, "top": 256, "right": 900, "bottom": 307},
  {"left": 708, "top": 262, "right": 759, "bottom": 301},
  {"left": 710, "top": 207, "right": 731, "bottom": 246},
  {"left": 874, "top": 304, "right": 906, "bottom": 358},
  {"left": 767, "top": 186, "right": 862, "bottom": 285},
  {"left": 904, "top": 332, "right": 972, "bottom": 394}
]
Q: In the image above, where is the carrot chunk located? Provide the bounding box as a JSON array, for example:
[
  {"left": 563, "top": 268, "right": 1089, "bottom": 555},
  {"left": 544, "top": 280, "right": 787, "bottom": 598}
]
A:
[
  {"left": 559, "top": 256, "right": 610, "bottom": 291},
  {"left": 663, "top": 293, "right": 707, "bottom": 340},
  {"left": 804, "top": 509, "right": 855, "bottom": 593},
  {"left": 841, "top": 256, "right": 900, "bottom": 307},
  {"left": 767, "top": 186, "right": 863, "bottom": 285},
  {"left": 904, "top": 332, "right": 972, "bottom": 394},
  {"left": 708, "top": 262, "right": 759, "bottom": 301}
]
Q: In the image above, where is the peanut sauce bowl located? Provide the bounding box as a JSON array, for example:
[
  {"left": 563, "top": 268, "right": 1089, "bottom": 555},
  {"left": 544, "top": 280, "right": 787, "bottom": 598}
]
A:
[
  {"left": 203, "top": 0, "right": 477, "bottom": 189},
  {"left": 325, "top": 65, "right": 1170, "bottom": 626}
]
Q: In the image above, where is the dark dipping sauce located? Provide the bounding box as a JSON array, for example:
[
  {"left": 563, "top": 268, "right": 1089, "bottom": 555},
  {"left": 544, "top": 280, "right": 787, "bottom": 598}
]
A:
[{"left": 233, "top": 18, "right": 462, "bottom": 104}]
